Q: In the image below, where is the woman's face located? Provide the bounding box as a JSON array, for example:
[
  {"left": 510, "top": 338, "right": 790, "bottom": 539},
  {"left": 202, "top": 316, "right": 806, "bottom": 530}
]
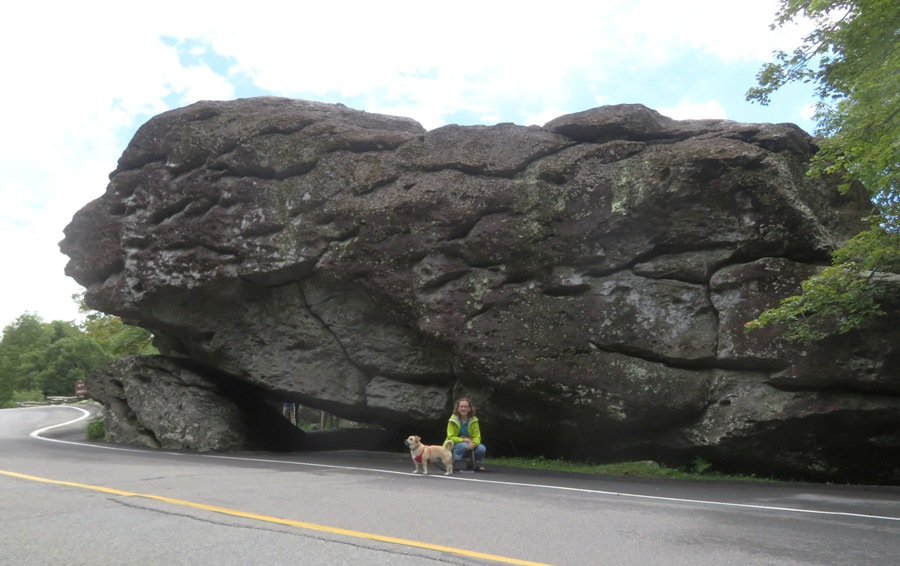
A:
[{"left": 458, "top": 401, "right": 471, "bottom": 416}]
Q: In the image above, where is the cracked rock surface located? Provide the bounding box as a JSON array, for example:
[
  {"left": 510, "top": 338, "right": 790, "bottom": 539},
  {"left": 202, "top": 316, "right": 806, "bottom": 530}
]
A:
[{"left": 63, "top": 98, "right": 900, "bottom": 482}]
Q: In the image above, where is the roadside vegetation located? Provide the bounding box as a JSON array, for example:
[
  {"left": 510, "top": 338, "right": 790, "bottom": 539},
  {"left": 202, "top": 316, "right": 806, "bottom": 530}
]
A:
[
  {"left": 486, "top": 456, "right": 773, "bottom": 482},
  {"left": 86, "top": 414, "right": 106, "bottom": 440},
  {"left": 0, "top": 293, "right": 156, "bottom": 409}
]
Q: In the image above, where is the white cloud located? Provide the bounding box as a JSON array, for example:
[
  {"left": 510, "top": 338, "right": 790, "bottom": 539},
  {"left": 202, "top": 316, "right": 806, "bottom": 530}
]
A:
[
  {"left": 523, "top": 108, "right": 571, "bottom": 127},
  {"left": 170, "top": 65, "right": 237, "bottom": 106},
  {"left": 150, "top": 0, "right": 807, "bottom": 128},
  {"left": 0, "top": 0, "right": 819, "bottom": 329},
  {"left": 799, "top": 103, "right": 817, "bottom": 121},
  {"left": 624, "top": 0, "right": 812, "bottom": 63},
  {"left": 658, "top": 99, "right": 730, "bottom": 120}
]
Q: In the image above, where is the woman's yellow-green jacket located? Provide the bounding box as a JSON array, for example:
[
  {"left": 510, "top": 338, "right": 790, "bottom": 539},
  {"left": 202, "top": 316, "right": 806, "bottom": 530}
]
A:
[{"left": 446, "top": 414, "right": 481, "bottom": 445}]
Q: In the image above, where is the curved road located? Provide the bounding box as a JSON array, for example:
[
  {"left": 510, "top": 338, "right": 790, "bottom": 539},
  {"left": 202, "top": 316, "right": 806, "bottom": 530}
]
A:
[{"left": 2, "top": 405, "right": 899, "bottom": 565}]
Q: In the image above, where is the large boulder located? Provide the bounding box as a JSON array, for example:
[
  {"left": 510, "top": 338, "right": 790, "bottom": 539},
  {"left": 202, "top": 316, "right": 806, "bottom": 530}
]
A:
[
  {"left": 62, "top": 98, "right": 900, "bottom": 483},
  {"left": 87, "top": 354, "right": 396, "bottom": 452},
  {"left": 86, "top": 354, "right": 305, "bottom": 451}
]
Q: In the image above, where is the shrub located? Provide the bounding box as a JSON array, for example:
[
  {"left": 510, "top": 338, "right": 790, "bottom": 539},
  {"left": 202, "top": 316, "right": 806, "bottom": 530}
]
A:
[{"left": 86, "top": 415, "right": 105, "bottom": 440}]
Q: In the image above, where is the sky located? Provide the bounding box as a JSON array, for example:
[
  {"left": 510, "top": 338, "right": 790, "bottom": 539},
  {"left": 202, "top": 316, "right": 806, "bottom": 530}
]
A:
[{"left": 0, "top": 0, "right": 818, "bottom": 332}]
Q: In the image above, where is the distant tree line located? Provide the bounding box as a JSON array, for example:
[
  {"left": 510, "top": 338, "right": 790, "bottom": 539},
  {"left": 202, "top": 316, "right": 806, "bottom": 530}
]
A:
[{"left": 0, "top": 293, "right": 156, "bottom": 408}]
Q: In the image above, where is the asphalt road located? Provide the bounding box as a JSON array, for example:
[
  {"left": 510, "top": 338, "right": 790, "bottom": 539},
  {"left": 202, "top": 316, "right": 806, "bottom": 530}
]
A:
[{"left": 2, "top": 405, "right": 899, "bottom": 565}]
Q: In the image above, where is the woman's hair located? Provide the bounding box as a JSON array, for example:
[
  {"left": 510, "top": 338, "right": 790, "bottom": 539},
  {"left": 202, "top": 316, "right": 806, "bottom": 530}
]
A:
[{"left": 454, "top": 397, "right": 476, "bottom": 417}]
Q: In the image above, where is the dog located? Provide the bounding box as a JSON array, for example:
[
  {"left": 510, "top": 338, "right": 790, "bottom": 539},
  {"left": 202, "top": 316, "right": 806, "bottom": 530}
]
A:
[{"left": 404, "top": 435, "right": 454, "bottom": 476}]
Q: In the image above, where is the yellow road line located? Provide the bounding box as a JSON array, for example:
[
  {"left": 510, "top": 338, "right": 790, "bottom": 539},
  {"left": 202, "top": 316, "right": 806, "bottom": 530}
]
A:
[{"left": 0, "top": 469, "right": 552, "bottom": 566}]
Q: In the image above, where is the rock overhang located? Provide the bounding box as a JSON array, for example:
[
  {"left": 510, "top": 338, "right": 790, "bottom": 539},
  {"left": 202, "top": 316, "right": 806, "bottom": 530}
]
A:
[{"left": 62, "top": 98, "right": 900, "bottom": 483}]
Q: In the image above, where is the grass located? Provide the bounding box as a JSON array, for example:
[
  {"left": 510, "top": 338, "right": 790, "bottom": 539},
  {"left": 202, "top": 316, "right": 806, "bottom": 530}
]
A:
[{"left": 487, "top": 456, "right": 770, "bottom": 482}]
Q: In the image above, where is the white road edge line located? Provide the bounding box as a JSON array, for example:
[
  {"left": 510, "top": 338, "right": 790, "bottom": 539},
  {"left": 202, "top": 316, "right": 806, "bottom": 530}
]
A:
[
  {"left": 27, "top": 405, "right": 900, "bottom": 523},
  {"left": 29, "top": 405, "right": 91, "bottom": 440},
  {"left": 27, "top": 405, "right": 184, "bottom": 455}
]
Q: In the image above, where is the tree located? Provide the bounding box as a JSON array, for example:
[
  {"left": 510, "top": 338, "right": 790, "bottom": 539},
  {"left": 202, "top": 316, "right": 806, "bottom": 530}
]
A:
[
  {"left": 36, "top": 333, "right": 111, "bottom": 396},
  {"left": 745, "top": 0, "right": 900, "bottom": 341},
  {"left": 0, "top": 316, "right": 112, "bottom": 402},
  {"left": 74, "top": 292, "right": 157, "bottom": 356},
  {"left": 0, "top": 297, "right": 157, "bottom": 407},
  {"left": 0, "top": 314, "right": 53, "bottom": 393}
]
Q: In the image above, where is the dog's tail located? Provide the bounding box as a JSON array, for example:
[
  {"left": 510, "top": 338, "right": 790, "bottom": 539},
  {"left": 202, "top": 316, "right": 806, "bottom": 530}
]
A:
[{"left": 442, "top": 439, "right": 453, "bottom": 450}]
